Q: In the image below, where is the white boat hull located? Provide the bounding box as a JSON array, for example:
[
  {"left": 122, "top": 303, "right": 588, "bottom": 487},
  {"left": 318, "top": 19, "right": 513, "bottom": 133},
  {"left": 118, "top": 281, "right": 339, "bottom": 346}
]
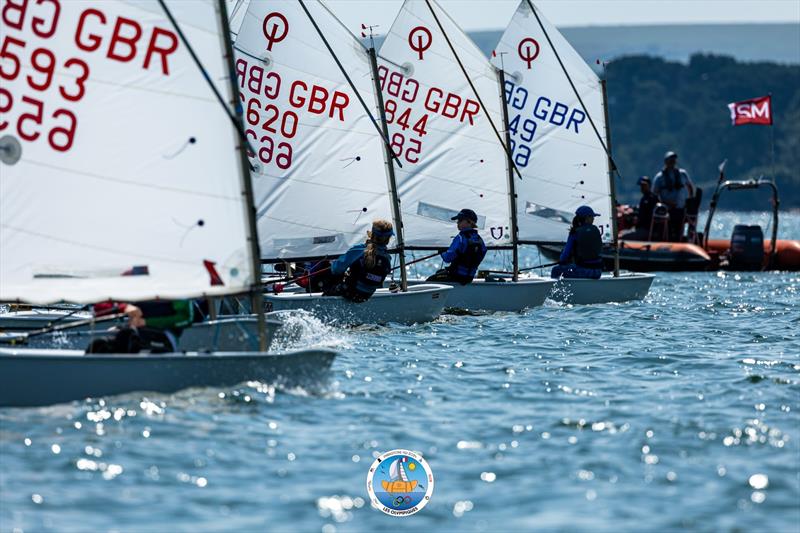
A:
[
  {"left": 406, "top": 278, "right": 555, "bottom": 312},
  {"left": 0, "top": 310, "right": 112, "bottom": 331},
  {"left": 1, "top": 316, "right": 284, "bottom": 352},
  {"left": 0, "top": 347, "right": 337, "bottom": 408},
  {"left": 547, "top": 273, "right": 655, "bottom": 305},
  {"left": 264, "top": 284, "right": 452, "bottom": 325}
]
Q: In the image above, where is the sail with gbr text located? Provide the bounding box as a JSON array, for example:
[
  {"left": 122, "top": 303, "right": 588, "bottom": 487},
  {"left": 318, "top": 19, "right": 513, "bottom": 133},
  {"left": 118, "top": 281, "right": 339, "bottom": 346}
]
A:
[
  {"left": 234, "top": 0, "right": 394, "bottom": 260},
  {"left": 491, "top": 0, "right": 612, "bottom": 243},
  {"left": 378, "top": 0, "right": 512, "bottom": 249},
  {"left": 0, "top": 0, "right": 256, "bottom": 304}
]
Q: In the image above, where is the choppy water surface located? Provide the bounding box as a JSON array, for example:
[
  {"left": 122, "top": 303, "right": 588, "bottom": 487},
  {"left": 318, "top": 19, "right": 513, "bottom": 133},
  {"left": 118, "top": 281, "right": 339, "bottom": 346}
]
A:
[{"left": 1, "top": 212, "right": 798, "bottom": 532}]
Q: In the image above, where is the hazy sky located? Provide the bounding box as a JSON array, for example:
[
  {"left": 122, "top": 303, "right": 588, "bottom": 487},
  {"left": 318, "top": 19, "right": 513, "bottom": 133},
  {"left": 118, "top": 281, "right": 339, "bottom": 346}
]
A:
[{"left": 327, "top": 0, "right": 800, "bottom": 32}]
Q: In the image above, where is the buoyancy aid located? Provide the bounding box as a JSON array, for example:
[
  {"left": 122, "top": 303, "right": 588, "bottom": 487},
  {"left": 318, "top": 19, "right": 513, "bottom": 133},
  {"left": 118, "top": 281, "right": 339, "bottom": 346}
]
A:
[
  {"left": 661, "top": 168, "right": 684, "bottom": 191},
  {"left": 343, "top": 251, "right": 392, "bottom": 302},
  {"left": 448, "top": 230, "right": 487, "bottom": 284},
  {"left": 573, "top": 224, "right": 602, "bottom": 267}
]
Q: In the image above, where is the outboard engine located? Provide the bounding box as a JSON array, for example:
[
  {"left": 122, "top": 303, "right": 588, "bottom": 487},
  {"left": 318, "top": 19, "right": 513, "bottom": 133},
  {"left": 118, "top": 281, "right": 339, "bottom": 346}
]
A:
[{"left": 729, "top": 225, "right": 764, "bottom": 270}]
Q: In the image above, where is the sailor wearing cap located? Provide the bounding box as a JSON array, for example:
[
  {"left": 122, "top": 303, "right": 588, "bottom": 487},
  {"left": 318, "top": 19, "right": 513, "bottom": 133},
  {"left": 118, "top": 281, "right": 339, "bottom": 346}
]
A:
[
  {"left": 652, "top": 151, "right": 695, "bottom": 241},
  {"left": 551, "top": 205, "right": 604, "bottom": 280},
  {"left": 323, "top": 219, "right": 394, "bottom": 302},
  {"left": 427, "top": 208, "right": 487, "bottom": 285},
  {"left": 636, "top": 175, "right": 659, "bottom": 237}
]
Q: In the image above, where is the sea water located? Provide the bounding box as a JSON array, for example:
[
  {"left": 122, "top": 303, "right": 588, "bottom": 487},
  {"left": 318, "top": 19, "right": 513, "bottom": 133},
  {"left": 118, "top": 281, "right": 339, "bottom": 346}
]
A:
[{"left": 1, "top": 211, "right": 798, "bottom": 532}]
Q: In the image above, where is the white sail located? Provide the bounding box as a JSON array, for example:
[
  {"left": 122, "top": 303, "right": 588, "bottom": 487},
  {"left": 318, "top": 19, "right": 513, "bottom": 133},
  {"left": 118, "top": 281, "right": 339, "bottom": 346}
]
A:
[
  {"left": 389, "top": 457, "right": 409, "bottom": 481},
  {"left": 378, "top": 0, "right": 512, "bottom": 249},
  {"left": 233, "top": 0, "right": 394, "bottom": 260},
  {"left": 228, "top": 0, "right": 250, "bottom": 37},
  {"left": 0, "top": 0, "right": 256, "bottom": 304},
  {"left": 491, "top": 0, "right": 612, "bottom": 243}
]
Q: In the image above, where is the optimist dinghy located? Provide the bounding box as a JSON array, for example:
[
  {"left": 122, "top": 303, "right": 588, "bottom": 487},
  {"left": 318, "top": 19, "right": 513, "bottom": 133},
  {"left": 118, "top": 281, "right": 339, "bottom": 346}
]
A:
[
  {"left": 0, "top": 0, "right": 337, "bottom": 407},
  {"left": 233, "top": 1, "right": 456, "bottom": 325},
  {"left": 376, "top": 1, "right": 557, "bottom": 313},
  {"left": 491, "top": 1, "right": 654, "bottom": 304}
]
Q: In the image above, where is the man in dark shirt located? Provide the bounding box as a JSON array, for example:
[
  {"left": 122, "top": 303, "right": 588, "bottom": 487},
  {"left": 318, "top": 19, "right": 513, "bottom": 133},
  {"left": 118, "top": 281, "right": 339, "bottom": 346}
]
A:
[{"left": 636, "top": 176, "right": 659, "bottom": 239}]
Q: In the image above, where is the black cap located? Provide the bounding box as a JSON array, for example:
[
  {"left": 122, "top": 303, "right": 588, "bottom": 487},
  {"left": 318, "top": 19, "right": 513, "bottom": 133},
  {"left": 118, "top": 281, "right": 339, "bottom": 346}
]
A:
[{"left": 451, "top": 208, "right": 478, "bottom": 223}]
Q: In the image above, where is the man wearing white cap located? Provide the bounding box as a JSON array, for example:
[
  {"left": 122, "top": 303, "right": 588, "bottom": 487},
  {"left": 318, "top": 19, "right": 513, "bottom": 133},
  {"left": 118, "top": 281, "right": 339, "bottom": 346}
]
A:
[{"left": 653, "top": 151, "right": 695, "bottom": 241}]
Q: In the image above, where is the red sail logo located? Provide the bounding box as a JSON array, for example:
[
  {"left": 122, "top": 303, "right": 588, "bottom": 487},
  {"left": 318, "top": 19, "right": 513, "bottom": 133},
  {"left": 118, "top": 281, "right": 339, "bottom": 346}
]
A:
[
  {"left": 517, "top": 37, "right": 540, "bottom": 69},
  {"left": 408, "top": 26, "right": 432, "bottom": 60},
  {"left": 262, "top": 12, "right": 289, "bottom": 51}
]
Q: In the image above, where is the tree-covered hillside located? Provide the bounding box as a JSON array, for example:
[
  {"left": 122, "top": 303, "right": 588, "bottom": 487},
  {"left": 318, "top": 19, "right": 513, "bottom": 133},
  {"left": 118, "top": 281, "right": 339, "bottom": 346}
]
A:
[{"left": 607, "top": 54, "right": 800, "bottom": 208}]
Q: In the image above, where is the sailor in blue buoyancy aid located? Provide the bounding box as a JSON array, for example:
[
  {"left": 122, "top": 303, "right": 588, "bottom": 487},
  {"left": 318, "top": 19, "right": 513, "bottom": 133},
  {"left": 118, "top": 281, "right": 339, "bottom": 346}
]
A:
[
  {"left": 323, "top": 219, "right": 394, "bottom": 303},
  {"left": 428, "top": 208, "right": 487, "bottom": 285},
  {"left": 551, "top": 205, "right": 604, "bottom": 280}
]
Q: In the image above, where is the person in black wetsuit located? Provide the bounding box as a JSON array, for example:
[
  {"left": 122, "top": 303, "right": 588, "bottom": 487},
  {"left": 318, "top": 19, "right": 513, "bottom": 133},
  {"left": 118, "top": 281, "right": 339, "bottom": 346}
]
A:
[
  {"left": 427, "top": 208, "right": 487, "bottom": 285},
  {"left": 551, "top": 205, "right": 604, "bottom": 279}
]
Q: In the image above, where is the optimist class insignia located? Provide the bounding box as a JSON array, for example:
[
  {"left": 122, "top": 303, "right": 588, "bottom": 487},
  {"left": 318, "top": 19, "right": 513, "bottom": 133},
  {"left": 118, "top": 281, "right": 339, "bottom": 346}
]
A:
[{"left": 366, "top": 449, "right": 434, "bottom": 516}]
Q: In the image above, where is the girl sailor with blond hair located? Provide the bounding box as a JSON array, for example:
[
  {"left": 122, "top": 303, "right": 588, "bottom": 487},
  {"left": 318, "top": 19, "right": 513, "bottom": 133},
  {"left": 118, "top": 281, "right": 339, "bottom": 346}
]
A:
[{"left": 323, "top": 220, "right": 394, "bottom": 303}]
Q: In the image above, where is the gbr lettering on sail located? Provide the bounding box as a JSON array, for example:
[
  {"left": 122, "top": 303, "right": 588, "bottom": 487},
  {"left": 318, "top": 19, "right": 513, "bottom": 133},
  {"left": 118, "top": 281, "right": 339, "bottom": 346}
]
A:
[
  {"left": 0, "top": 0, "right": 179, "bottom": 153},
  {"left": 235, "top": 9, "right": 360, "bottom": 173}
]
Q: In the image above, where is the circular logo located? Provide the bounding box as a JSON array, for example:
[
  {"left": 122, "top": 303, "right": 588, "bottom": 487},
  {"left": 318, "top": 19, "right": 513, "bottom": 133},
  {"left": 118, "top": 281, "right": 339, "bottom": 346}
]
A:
[{"left": 366, "top": 449, "right": 434, "bottom": 516}]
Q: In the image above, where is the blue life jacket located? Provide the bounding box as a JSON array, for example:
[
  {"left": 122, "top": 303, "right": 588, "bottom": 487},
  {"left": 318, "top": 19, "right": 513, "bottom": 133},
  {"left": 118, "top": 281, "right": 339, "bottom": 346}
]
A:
[
  {"left": 343, "top": 250, "right": 392, "bottom": 302},
  {"left": 447, "top": 230, "right": 487, "bottom": 284},
  {"left": 572, "top": 224, "right": 603, "bottom": 267}
]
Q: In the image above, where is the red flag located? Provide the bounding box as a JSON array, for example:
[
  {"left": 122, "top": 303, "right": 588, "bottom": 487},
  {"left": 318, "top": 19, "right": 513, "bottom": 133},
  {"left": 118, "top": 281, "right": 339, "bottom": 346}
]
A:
[
  {"left": 203, "top": 260, "right": 224, "bottom": 286},
  {"left": 728, "top": 95, "right": 772, "bottom": 126}
]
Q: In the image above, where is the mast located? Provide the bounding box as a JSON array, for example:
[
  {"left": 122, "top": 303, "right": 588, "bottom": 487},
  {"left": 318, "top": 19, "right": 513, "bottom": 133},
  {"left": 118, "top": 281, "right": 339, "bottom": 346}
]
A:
[
  {"left": 600, "top": 78, "right": 620, "bottom": 277},
  {"left": 217, "top": 0, "right": 268, "bottom": 350},
  {"left": 497, "top": 67, "right": 519, "bottom": 281},
  {"left": 367, "top": 46, "right": 408, "bottom": 291}
]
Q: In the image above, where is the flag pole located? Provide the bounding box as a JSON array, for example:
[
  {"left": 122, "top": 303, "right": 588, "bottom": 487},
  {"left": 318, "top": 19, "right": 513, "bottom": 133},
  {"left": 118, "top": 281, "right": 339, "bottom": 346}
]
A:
[{"left": 769, "top": 92, "right": 776, "bottom": 182}]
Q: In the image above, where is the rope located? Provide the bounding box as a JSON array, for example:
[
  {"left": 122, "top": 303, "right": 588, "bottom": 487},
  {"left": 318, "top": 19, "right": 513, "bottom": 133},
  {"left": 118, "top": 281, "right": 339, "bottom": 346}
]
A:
[
  {"left": 297, "top": 0, "right": 403, "bottom": 168},
  {"left": 524, "top": 0, "right": 623, "bottom": 181},
  {"left": 424, "top": 0, "right": 521, "bottom": 180}
]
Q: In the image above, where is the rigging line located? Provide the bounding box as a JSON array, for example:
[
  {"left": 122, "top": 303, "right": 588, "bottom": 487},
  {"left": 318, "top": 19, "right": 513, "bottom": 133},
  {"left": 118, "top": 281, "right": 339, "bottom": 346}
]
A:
[
  {"left": 297, "top": 0, "right": 403, "bottom": 169},
  {"left": 525, "top": 0, "right": 623, "bottom": 180},
  {"left": 156, "top": 0, "right": 253, "bottom": 153},
  {"left": 423, "top": 0, "right": 522, "bottom": 180}
]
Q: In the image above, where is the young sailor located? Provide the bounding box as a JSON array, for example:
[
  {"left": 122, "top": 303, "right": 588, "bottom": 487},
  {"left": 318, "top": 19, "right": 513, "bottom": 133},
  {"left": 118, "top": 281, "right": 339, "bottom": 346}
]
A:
[
  {"left": 323, "top": 220, "right": 394, "bottom": 303},
  {"left": 428, "top": 208, "right": 487, "bottom": 285},
  {"left": 551, "top": 206, "right": 604, "bottom": 280},
  {"left": 88, "top": 300, "right": 201, "bottom": 353}
]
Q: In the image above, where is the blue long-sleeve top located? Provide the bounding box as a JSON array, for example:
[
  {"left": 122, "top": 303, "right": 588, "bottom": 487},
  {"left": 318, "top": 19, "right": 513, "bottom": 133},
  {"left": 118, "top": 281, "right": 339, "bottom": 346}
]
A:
[
  {"left": 331, "top": 243, "right": 389, "bottom": 275},
  {"left": 559, "top": 234, "right": 576, "bottom": 264},
  {"left": 441, "top": 228, "right": 478, "bottom": 263},
  {"left": 330, "top": 244, "right": 366, "bottom": 275}
]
